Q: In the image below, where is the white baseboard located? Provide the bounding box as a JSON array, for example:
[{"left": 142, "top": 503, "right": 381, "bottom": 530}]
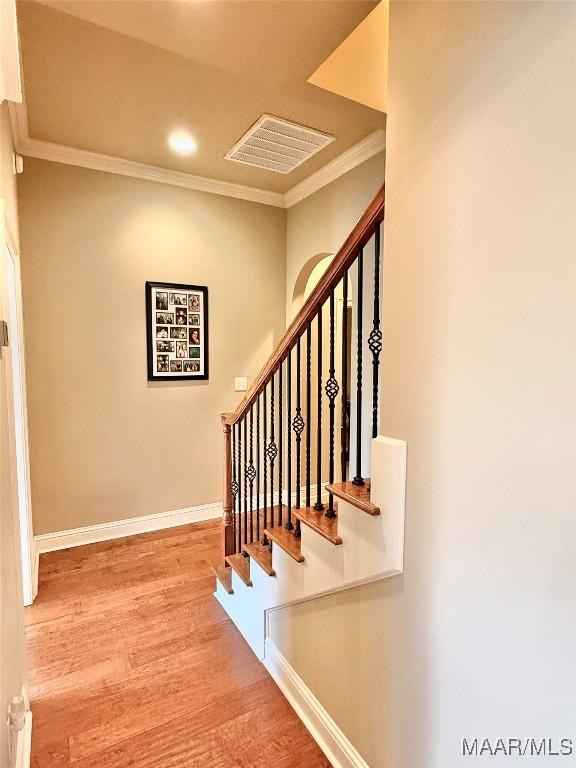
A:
[
  {"left": 33, "top": 482, "right": 329, "bottom": 559},
  {"left": 31, "top": 548, "right": 39, "bottom": 605},
  {"left": 34, "top": 501, "right": 222, "bottom": 555},
  {"left": 263, "top": 640, "right": 370, "bottom": 768},
  {"left": 14, "top": 710, "right": 32, "bottom": 768}
]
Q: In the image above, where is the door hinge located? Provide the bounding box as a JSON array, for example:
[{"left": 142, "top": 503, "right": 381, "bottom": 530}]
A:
[{"left": 0, "top": 320, "right": 9, "bottom": 348}]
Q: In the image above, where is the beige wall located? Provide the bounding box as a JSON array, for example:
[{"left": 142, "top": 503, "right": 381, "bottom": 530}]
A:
[
  {"left": 0, "top": 101, "right": 27, "bottom": 768},
  {"left": 270, "top": 3, "right": 576, "bottom": 766},
  {"left": 18, "top": 160, "right": 286, "bottom": 535},
  {"left": 286, "top": 151, "right": 384, "bottom": 321}
]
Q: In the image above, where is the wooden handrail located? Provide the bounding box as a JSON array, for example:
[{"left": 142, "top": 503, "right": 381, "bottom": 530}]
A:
[{"left": 223, "top": 183, "right": 385, "bottom": 427}]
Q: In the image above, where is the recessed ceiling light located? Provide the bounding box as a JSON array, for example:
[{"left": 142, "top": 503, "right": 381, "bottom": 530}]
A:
[{"left": 168, "top": 130, "right": 197, "bottom": 156}]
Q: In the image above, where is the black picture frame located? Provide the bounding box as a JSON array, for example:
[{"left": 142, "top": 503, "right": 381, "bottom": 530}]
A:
[{"left": 146, "top": 281, "right": 209, "bottom": 381}]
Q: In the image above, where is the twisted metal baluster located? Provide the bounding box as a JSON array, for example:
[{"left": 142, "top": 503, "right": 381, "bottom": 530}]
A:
[
  {"left": 237, "top": 418, "right": 243, "bottom": 552},
  {"left": 306, "top": 322, "right": 312, "bottom": 508},
  {"left": 256, "top": 392, "right": 261, "bottom": 543},
  {"left": 243, "top": 417, "right": 249, "bottom": 543},
  {"left": 314, "top": 311, "right": 324, "bottom": 511},
  {"left": 341, "top": 269, "right": 349, "bottom": 481},
  {"left": 293, "top": 337, "right": 304, "bottom": 537},
  {"left": 231, "top": 423, "right": 238, "bottom": 552},
  {"left": 368, "top": 223, "right": 383, "bottom": 438},
  {"left": 353, "top": 249, "right": 365, "bottom": 486},
  {"left": 263, "top": 383, "right": 269, "bottom": 545},
  {"left": 267, "top": 371, "right": 277, "bottom": 534},
  {"left": 246, "top": 406, "right": 255, "bottom": 545},
  {"left": 278, "top": 360, "right": 283, "bottom": 526},
  {"left": 286, "top": 347, "right": 293, "bottom": 530},
  {"left": 325, "top": 289, "right": 339, "bottom": 517}
]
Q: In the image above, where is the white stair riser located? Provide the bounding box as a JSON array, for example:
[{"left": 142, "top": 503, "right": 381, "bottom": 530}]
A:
[
  {"left": 216, "top": 437, "right": 407, "bottom": 661},
  {"left": 215, "top": 579, "right": 265, "bottom": 659}
]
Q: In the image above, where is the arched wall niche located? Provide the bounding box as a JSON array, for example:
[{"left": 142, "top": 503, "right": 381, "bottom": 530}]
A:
[{"left": 290, "top": 252, "right": 333, "bottom": 320}]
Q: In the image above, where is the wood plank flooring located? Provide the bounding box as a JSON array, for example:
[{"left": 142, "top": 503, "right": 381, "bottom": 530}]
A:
[{"left": 26, "top": 520, "right": 331, "bottom": 768}]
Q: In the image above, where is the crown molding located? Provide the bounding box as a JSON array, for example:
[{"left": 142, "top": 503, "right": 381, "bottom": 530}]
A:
[
  {"left": 9, "top": 100, "right": 385, "bottom": 209},
  {"left": 284, "top": 128, "right": 385, "bottom": 207},
  {"left": 9, "top": 100, "right": 284, "bottom": 207},
  {"left": 19, "top": 136, "right": 287, "bottom": 207}
]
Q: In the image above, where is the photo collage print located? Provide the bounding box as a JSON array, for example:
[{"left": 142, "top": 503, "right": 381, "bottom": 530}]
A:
[{"left": 146, "top": 282, "right": 208, "bottom": 380}]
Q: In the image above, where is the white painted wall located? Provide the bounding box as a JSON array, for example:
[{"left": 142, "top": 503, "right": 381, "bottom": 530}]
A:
[{"left": 269, "top": 3, "right": 576, "bottom": 766}]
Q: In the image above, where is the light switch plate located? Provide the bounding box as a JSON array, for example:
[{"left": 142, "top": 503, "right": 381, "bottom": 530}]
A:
[{"left": 234, "top": 376, "right": 248, "bottom": 392}]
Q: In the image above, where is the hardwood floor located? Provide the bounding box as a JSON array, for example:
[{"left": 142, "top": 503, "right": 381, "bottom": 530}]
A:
[{"left": 26, "top": 520, "right": 331, "bottom": 768}]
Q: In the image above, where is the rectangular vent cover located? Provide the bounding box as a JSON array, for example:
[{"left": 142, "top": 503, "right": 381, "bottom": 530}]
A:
[{"left": 225, "top": 115, "right": 335, "bottom": 174}]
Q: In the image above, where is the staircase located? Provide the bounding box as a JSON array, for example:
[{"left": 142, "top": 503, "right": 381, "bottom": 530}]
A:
[{"left": 212, "top": 183, "right": 405, "bottom": 679}]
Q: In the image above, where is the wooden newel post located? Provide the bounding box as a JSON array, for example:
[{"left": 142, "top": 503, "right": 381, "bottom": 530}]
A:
[{"left": 221, "top": 413, "right": 234, "bottom": 561}]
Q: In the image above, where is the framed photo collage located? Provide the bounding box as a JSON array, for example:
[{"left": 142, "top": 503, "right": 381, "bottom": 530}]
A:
[{"left": 145, "top": 282, "right": 209, "bottom": 381}]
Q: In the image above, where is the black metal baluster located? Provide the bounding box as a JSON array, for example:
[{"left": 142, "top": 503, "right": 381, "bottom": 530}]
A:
[
  {"left": 293, "top": 337, "right": 304, "bottom": 537},
  {"left": 231, "top": 423, "right": 236, "bottom": 552},
  {"left": 243, "top": 417, "right": 249, "bottom": 542},
  {"left": 368, "top": 224, "right": 382, "bottom": 438},
  {"left": 231, "top": 423, "right": 237, "bottom": 552},
  {"left": 325, "top": 290, "right": 339, "bottom": 517},
  {"left": 262, "top": 384, "right": 269, "bottom": 544},
  {"left": 306, "top": 323, "right": 312, "bottom": 508},
  {"left": 341, "top": 269, "right": 349, "bottom": 481},
  {"left": 353, "top": 249, "right": 365, "bottom": 486},
  {"left": 256, "top": 394, "right": 261, "bottom": 542},
  {"left": 267, "top": 372, "right": 277, "bottom": 533},
  {"left": 286, "top": 347, "right": 293, "bottom": 529},
  {"left": 278, "top": 360, "right": 283, "bottom": 526},
  {"left": 237, "top": 417, "right": 242, "bottom": 552},
  {"left": 314, "top": 311, "right": 324, "bottom": 511},
  {"left": 247, "top": 405, "right": 256, "bottom": 544}
]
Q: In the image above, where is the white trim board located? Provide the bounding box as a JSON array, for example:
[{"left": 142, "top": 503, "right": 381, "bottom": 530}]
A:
[
  {"left": 9, "top": 100, "right": 384, "bottom": 208},
  {"left": 264, "top": 568, "right": 395, "bottom": 617},
  {"left": 3, "top": 229, "right": 36, "bottom": 606},
  {"left": 14, "top": 687, "right": 32, "bottom": 768},
  {"left": 34, "top": 501, "right": 222, "bottom": 555},
  {"left": 14, "top": 710, "right": 32, "bottom": 768},
  {"left": 263, "top": 640, "right": 370, "bottom": 768},
  {"left": 284, "top": 129, "right": 385, "bottom": 207}
]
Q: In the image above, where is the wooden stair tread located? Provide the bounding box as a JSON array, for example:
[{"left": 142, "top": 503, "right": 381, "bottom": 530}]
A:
[
  {"left": 294, "top": 507, "right": 342, "bottom": 545},
  {"left": 264, "top": 525, "right": 304, "bottom": 563},
  {"left": 326, "top": 479, "right": 380, "bottom": 516},
  {"left": 225, "top": 554, "right": 253, "bottom": 587},
  {"left": 243, "top": 541, "right": 275, "bottom": 576},
  {"left": 212, "top": 564, "right": 233, "bottom": 595}
]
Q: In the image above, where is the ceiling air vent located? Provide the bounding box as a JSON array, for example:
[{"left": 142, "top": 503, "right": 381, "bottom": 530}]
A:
[{"left": 225, "top": 115, "right": 335, "bottom": 174}]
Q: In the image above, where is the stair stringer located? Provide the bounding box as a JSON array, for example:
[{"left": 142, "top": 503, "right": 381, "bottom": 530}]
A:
[{"left": 214, "top": 436, "right": 406, "bottom": 660}]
